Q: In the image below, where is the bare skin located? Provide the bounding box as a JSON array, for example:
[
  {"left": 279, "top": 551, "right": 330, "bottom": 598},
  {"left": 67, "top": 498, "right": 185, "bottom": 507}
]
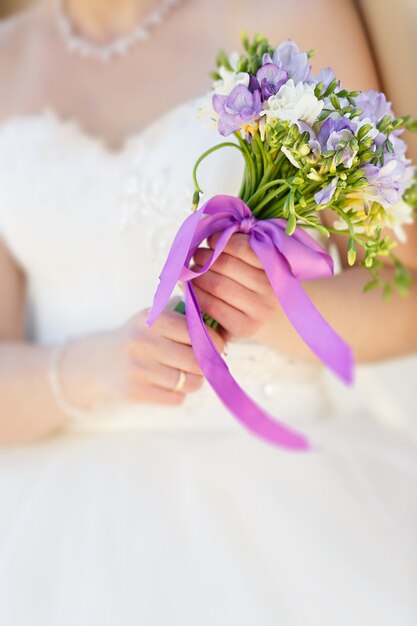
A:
[{"left": 0, "top": 0, "right": 415, "bottom": 444}]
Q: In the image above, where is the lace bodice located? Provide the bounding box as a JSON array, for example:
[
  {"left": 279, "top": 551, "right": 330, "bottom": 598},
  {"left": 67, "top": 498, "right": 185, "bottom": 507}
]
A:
[{"left": 0, "top": 99, "right": 245, "bottom": 343}]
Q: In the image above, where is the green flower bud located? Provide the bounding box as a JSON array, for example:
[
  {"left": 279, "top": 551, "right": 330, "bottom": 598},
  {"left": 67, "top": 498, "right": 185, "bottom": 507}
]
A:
[
  {"left": 347, "top": 239, "right": 357, "bottom": 266},
  {"left": 323, "top": 78, "right": 338, "bottom": 98},
  {"left": 315, "top": 224, "right": 330, "bottom": 238},
  {"left": 352, "top": 178, "right": 368, "bottom": 189},
  {"left": 216, "top": 49, "right": 232, "bottom": 70},
  {"left": 192, "top": 190, "right": 200, "bottom": 211},
  {"left": 359, "top": 150, "right": 375, "bottom": 162},
  {"left": 286, "top": 214, "right": 297, "bottom": 236},
  {"left": 377, "top": 115, "right": 392, "bottom": 133},
  {"left": 307, "top": 169, "right": 323, "bottom": 182},
  {"left": 347, "top": 168, "right": 365, "bottom": 184},
  {"left": 314, "top": 82, "right": 324, "bottom": 98},
  {"left": 357, "top": 124, "right": 373, "bottom": 141},
  {"left": 298, "top": 143, "right": 310, "bottom": 157},
  {"left": 318, "top": 109, "right": 332, "bottom": 122},
  {"left": 329, "top": 94, "right": 341, "bottom": 110}
]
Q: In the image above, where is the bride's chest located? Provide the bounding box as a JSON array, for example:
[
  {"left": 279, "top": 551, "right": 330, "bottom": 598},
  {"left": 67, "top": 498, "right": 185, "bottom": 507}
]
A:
[{"left": 0, "top": 103, "right": 243, "bottom": 275}]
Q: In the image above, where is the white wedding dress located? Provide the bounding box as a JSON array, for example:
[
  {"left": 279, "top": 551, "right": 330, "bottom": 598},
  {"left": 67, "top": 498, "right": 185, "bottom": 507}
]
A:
[{"left": 0, "top": 98, "right": 416, "bottom": 626}]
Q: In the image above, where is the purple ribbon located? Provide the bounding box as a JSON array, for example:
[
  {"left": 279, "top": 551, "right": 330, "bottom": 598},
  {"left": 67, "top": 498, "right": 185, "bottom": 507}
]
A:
[{"left": 147, "top": 195, "right": 354, "bottom": 451}]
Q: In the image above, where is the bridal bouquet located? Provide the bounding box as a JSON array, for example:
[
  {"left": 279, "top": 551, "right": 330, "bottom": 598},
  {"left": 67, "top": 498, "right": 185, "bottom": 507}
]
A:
[{"left": 147, "top": 35, "right": 417, "bottom": 451}]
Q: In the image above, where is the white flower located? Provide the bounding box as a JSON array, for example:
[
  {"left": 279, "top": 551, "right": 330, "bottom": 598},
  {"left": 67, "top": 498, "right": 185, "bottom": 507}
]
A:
[
  {"left": 228, "top": 51, "right": 241, "bottom": 72},
  {"left": 201, "top": 53, "right": 250, "bottom": 125},
  {"left": 334, "top": 190, "right": 414, "bottom": 242},
  {"left": 213, "top": 65, "right": 250, "bottom": 97},
  {"left": 385, "top": 198, "right": 414, "bottom": 242},
  {"left": 264, "top": 79, "right": 324, "bottom": 126},
  {"left": 281, "top": 146, "right": 302, "bottom": 169},
  {"left": 197, "top": 93, "right": 218, "bottom": 128}
]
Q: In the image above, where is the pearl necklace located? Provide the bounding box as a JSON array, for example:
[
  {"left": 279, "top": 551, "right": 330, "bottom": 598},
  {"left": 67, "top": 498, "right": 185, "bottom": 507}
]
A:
[{"left": 55, "top": 0, "right": 182, "bottom": 62}]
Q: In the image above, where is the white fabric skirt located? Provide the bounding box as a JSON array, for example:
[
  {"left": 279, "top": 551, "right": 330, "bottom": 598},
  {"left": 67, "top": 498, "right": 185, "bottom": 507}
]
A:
[{"left": 0, "top": 348, "right": 416, "bottom": 626}]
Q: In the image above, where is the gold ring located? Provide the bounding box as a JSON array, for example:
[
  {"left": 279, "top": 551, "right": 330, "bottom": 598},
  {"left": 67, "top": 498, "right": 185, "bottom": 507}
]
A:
[{"left": 173, "top": 370, "right": 186, "bottom": 392}]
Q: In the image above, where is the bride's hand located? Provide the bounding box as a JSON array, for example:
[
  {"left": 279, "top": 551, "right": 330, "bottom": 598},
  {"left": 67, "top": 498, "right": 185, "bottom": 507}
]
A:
[
  {"left": 61, "top": 302, "right": 225, "bottom": 409},
  {"left": 191, "top": 234, "right": 277, "bottom": 342}
]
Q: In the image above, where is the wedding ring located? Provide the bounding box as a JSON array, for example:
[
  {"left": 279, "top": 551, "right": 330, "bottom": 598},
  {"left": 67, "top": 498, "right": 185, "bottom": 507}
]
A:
[{"left": 173, "top": 369, "right": 186, "bottom": 392}]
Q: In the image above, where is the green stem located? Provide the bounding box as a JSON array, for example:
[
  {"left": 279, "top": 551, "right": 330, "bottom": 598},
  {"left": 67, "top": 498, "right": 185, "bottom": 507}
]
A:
[
  {"left": 233, "top": 132, "right": 257, "bottom": 199},
  {"left": 192, "top": 142, "right": 246, "bottom": 195},
  {"left": 247, "top": 179, "right": 291, "bottom": 211},
  {"left": 252, "top": 132, "right": 270, "bottom": 172},
  {"left": 251, "top": 132, "right": 268, "bottom": 184},
  {"left": 174, "top": 300, "right": 219, "bottom": 330},
  {"left": 252, "top": 182, "right": 293, "bottom": 217}
]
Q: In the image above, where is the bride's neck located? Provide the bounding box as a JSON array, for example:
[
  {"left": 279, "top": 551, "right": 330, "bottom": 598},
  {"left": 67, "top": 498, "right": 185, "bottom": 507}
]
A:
[{"left": 61, "top": 0, "right": 157, "bottom": 42}]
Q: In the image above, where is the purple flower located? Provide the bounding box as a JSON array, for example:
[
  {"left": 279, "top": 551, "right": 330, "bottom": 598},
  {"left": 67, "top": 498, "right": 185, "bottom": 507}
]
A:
[
  {"left": 314, "top": 117, "right": 358, "bottom": 167},
  {"left": 314, "top": 178, "right": 338, "bottom": 205},
  {"left": 248, "top": 74, "right": 261, "bottom": 93},
  {"left": 255, "top": 64, "right": 288, "bottom": 99},
  {"left": 315, "top": 67, "right": 337, "bottom": 91},
  {"left": 362, "top": 159, "right": 408, "bottom": 207},
  {"left": 355, "top": 90, "right": 393, "bottom": 124},
  {"left": 212, "top": 84, "right": 263, "bottom": 136},
  {"left": 263, "top": 40, "right": 311, "bottom": 84}
]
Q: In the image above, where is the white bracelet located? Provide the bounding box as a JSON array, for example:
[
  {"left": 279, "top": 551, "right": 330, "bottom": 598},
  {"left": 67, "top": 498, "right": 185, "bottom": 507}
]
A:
[{"left": 48, "top": 340, "right": 88, "bottom": 421}]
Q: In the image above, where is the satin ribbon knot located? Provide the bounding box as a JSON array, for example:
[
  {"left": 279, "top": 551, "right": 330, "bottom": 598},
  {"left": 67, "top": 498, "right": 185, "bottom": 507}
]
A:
[
  {"left": 238, "top": 215, "right": 256, "bottom": 233},
  {"left": 147, "top": 195, "right": 354, "bottom": 451}
]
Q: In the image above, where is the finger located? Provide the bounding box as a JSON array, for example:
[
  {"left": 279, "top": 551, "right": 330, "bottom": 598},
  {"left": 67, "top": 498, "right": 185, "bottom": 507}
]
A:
[
  {"left": 207, "top": 233, "right": 262, "bottom": 268},
  {"left": 204, "top": 322, "right": 226, "bottom": 354},
  {"left": 126, "top": 381, "right": 186, "bottom": 406},
  {"left": 129, "top": 359, "right": 204, "bottom": 394},
  {"left": 146, "top": 309, "right": 192, "bottom": 345},
  {"left": 192, "top": 284, "right": 252, "bottom": 338},
  {"left": 193, "top": 248, "right": 269, "bottom": 293},
  {"left": 192, "top": 268, "right": 256, "bottom": 316},
  {"left": 155, "top": 337, "right": 203, "bottom": 375}
]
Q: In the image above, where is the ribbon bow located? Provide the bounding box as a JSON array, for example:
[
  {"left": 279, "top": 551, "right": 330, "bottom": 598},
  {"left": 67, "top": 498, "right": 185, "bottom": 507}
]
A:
[{"left": 147, "top": 195, "right": 354, "bottom": 451}]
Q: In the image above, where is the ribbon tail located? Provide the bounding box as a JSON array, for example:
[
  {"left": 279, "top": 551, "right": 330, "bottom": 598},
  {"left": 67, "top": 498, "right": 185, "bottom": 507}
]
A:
[
  {"left": 146, "top": 207, "right": 204, "bottom": 326},
  {"left": 184, "top": 282, "right": 310, "bottom": 451},
  {"left": 250, "top": 234, "right": 354, "bottom": 384}
]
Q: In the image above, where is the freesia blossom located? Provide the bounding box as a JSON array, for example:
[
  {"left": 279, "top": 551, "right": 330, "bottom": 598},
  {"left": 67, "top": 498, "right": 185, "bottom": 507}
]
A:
[
  {"left": 356, "top": 90, "right": 393, "bottom": 124},
  {"left": 213, "top": 84, "right": 262, "bottom": 136},
  {"left": 264, "top": 79, "right": 324, "bottom": 127},
  {"left": 315, "top": 66, "right": 337, "bottom": 90},
  {"left": 213, "top": 65, "right": 250, "bottom": 96},
  {"left": 255, "top": 64, "right": 288, "bottom": 99},
  {"left": 384, "top": 198, "right": 414, "bottom": 241},
  {"left": 313, "top": 117, "right": 358, "bottom": 168},
  {"left": 264, "top": 39, "right": 311, "bottom": 83},
  {"left": 314, "top": 178, "right": 338, "bottom": 205},
  {"left": 362, "top": 160, "right": 409, "bottom": 208}
]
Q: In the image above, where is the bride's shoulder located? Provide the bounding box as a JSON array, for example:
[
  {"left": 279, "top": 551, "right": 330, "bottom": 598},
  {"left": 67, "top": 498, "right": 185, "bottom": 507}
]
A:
[
  {"left": 0, "top": 7, "right": 45, "bottom": 122},
  {"left": 0, "top": 8, "right": 37, "bottom": 64}
]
